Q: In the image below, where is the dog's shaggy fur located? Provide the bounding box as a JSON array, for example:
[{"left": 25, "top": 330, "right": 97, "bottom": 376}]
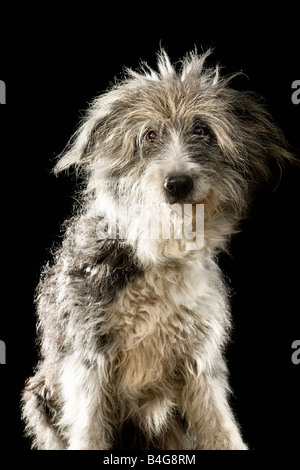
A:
[{"left": 22, "top": 50, "right": 293, "bottom": 450}]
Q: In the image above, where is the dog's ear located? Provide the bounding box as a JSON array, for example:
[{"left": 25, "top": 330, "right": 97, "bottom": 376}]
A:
[
  {"left": 54, "top": 110, "right": 104, "bottom": 175},
  {"left": 228, "top": 90, "right": 296, "bottom": 182},
  {"left": 54, "top": 93, "right": 118, "bottom": 175}
]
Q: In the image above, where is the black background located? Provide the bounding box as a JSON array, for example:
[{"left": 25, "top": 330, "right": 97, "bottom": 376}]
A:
[{"left": 0, "top": 8, "right": 299, "bottom": 454}]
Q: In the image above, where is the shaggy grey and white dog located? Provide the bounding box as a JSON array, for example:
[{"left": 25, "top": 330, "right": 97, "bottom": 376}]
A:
[{"left": 22, "top": 50, "right": 293, "bottom": 450}]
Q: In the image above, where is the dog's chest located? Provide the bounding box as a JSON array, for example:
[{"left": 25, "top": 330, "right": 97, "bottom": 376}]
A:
[
  {"left": 113, "top": 266, "right": 201, "bottom": 338},
  {"left": 107, "top": 263, "right": 215, "bottom": 388}
]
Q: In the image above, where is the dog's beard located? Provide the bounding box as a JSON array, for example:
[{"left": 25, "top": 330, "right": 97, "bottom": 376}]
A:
[{"left": 92, "top": 159, "right": 247, "bottom": 264}]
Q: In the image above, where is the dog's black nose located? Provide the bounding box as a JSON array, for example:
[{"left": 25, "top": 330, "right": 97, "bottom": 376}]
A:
[{"left": 164, "top": 175, "right": 193, "bottom": 200}]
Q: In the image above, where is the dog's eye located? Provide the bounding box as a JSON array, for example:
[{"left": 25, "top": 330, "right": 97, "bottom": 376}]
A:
[
  {"left": 193, "top": 126, "right": 207, "bottom": 137},
  {"left": 145, "top": 130, "right": 157, "bottom": 142}
]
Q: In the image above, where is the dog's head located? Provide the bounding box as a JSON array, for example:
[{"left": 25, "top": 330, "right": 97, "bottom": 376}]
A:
[{"left": 55, "top": 49, "right": 294, "bottom": 256}]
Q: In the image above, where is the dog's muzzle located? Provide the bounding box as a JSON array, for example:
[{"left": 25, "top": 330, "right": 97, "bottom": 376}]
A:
[{"left": 164, "top": 174, "right": 193, "bottom": 202}]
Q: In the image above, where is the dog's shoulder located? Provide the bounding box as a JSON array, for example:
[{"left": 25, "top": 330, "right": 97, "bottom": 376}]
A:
[{"left": 38, "top": 213, "right": 143, "bottom": 306}]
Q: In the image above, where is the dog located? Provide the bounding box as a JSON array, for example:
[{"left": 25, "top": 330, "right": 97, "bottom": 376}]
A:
[{"left": 22, "top": 49, "right": 293, "bottom": 450}]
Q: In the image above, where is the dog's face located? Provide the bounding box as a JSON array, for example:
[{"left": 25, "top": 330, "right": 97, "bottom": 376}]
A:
[{"left": 55, "top": 50, "right": 292, "bottom": 254}]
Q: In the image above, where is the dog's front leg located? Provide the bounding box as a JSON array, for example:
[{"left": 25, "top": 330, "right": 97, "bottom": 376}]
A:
[
  {"left": 59, "top": 355, "right": 114, "bottom": 450},
  {"left": 181, "top": 371, "right": 247, "bottom": 450}
]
